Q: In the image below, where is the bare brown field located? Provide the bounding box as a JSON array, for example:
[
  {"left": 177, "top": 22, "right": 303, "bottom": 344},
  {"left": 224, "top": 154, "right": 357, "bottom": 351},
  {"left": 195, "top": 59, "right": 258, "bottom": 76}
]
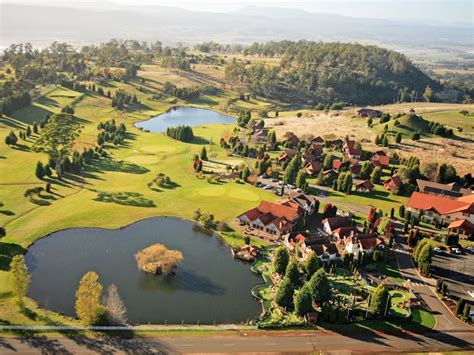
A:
[{"left": 368, "top": 102, "right": 474, "bottom": 114}]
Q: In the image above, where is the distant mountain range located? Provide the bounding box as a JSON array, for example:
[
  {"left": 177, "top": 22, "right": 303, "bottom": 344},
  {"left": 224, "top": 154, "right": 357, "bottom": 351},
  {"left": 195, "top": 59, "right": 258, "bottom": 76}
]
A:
[{"left": 1, "top": 3, "right": 472, "bottom": 50}]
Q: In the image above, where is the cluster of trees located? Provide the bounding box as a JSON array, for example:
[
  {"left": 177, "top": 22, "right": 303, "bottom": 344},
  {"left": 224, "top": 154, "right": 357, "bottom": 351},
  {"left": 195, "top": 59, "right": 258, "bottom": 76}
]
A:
[
  {"left": 111, "top": 90, "right": 138, "bottom": 110},
  {"left": 166, "top": 125, "right": 194, "bottom": 142},
  {"left": 412, "top": 238, "right": 433, "bottom": 276},
  {"left": 135, "top": 243, "right": 183, "bottom": 275},
  {"left": 97, "top": 119, "right": 127, "bottom": 146},
  {"left": 148, "top": 173, "right": 173, "bottom": 189},
  {"left": 224, "top": 41, "right": 437, "bottom": 105},
  {"left": 0, "top": 91, "right": 31, "bottom": 115},
  {"left": 193, "top": 208, "right": 216, "bottom": 229},
  {"left": 162, "top": 81, "right": 200, "bottom": 100},
  {"left": 237, "top": 109, "right": 251, "bottom": 127},
  {"left": 283, "top": 153, "right": 301, "bottom": 185},
  {"left": 334, "top": 171, "right": 353, "bottom": 194},
  {"left": 32, "top": 113, "right": 81, "bottom": 179},
  {"left": 428, "top": 121, "right": 454, "bottom": 137},
  {"left": 75, "top": 271, "right": 128, "bottom": 325},
  {"left": 4, "top": 130, "right": 18, "bottom": 145},
  {"left": 374, "top": 133, "right": 389, "bottom": 147}
]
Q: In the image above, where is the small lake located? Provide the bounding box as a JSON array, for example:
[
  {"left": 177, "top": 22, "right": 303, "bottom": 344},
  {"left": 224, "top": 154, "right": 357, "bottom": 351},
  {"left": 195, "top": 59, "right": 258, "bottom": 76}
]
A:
[
  {"left": 25, "top": 217, "right": 261, "bottom": 324},
  {"left": 135, "top": 107, "right": 235, "bottom": 132}
]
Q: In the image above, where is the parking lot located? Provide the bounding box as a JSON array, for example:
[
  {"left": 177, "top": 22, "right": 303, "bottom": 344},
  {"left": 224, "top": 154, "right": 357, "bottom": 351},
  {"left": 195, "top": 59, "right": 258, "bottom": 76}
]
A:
[{"left": 431, "top": 251, "right": 474, "bottom": 303}]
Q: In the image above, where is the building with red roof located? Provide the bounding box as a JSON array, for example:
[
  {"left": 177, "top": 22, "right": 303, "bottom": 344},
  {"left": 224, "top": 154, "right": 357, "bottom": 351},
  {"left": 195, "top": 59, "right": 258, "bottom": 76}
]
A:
[
  {"left": 371, "top": 151, "right": 390, "bottom": 168},
  {"left": 237, "top": 200, "right": 302, "bottom": 238},
  {"left": 384, "top": 175, "right": 403, "bottom": 192},
  {"left": 354, "top": 179, "right": 374, "bottom": 193},
  {"left": 406, "top": 192, "right": 474, "bottom": 225}
]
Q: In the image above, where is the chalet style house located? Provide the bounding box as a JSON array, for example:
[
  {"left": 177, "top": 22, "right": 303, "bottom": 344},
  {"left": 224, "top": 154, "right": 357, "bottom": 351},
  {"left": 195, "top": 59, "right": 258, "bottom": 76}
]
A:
[
  {"left": 384, "top": 175, "right": 403, "bottom": 192},
  {"left": 237, "top": 201, "right": 301, "bottom": 238},
  {"left": 416, "top": 179, "right": 472, "bottom": 199},
  {"left": 343, "top": 138, "right": 362, "bottom": 159},
  {"left": 354, "top": 179, "right": 374, "bottom": 193},
  {"left": 371, "top": 151, "right": 390, "bottom": 168},
  {"left": 407, "top": 193, "right": 474, "bottom": 235},
  {"left": 322, "top": 216, "right": 353, "bottom": 235}
]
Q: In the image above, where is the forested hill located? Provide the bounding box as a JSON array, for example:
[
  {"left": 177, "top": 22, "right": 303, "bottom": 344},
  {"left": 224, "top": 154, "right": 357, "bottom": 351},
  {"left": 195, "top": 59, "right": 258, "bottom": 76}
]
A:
[{"left": 227, "top": 42, "right": 439, "bottom": 105}]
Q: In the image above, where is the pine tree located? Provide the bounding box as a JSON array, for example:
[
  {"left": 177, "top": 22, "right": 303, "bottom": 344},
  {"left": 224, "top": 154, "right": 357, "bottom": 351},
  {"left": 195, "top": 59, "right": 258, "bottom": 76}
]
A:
[
  {"left": 370, "top": 284, "right": 389, "bottom": 317},
  {"left": 308, "top": 268, "right": 330, "bottom": 305},
  {"left": 35, "top": 161, "right": 45, "bottom": 180},
  {"left": 75, "top": 271, "right": 105, "bottom": 325},
  {"left": 304, "top": 251, "right": 320, "bottom": 278},
  {"left": 200, "top": 146, "right": 208, "bottom": 161},
  {"left": 104, "top": 284, "right": 128, "bottom": 325},
  {"left": 44, "top": 164, "right": 52, "bottom": 177},
  {"left": 395, "top": 133, "right": 402, "bottom": 143},
  {"left": 295, "top": 170, "right": 307, "bottom": 189},
  {"left": 273, "top": 246, "right": 290, "bottom": 275},
  {"left": 275, "top": 277, "right": 294, "bottom": 308},
  {"left": 33, "top": 121, "right": 39, "bottom": 134},
  {"left": 285, "top": 259, "right": 300, "bottom": 286},
  {"left": 294, "top": 284, "right": 313, "bottom": 316},
  {"left": 9, "top": 255, "right": 31, "bottom": 307}
]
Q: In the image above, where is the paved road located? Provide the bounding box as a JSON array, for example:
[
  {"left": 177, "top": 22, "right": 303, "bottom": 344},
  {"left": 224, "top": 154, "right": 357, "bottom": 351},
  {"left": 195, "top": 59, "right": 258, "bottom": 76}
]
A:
[
  {"left": 393, "top": 221, "right": 473, "bottom": 332},
  {"left": 0, "top": 329, "right": 473, "bottom": 353}
]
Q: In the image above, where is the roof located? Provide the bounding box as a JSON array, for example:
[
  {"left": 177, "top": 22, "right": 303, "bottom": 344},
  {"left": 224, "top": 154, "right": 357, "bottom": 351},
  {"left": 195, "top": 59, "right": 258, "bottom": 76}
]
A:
[
  {"left": 333, "top": 226, "right": 358, "bottom": 238},
  {"left": 323, "top": 216, "right": 352, "bottom": 231},
  {"left": 312, "top": 136, "right": 324, "bottom": 143},
  {"left": 358, "top": 237, "right": 382, "bottom": 250},
  {"left": 333, "top": 160, "right": 343, "bottom": 170},
  {"left": 305, "top": 161, "right": 322, "bottom": 173},
  {"left": 257, "top": 200, "right": 300, "bottom": 221},
  {"left": 417, "top": 179, "right": 472, "bottom": 198},
  {"left": 306, "top": 144, "right": 323, "bottom": 156},
  {"left": 349, "top": 164, "right": 361, "bottom": 175},
  {"left": 407, "top": 192, "right": 474, "bottom": 215},
  {"left": 371, "top": 152, "right": 390, "bottom": 167},
  {"left": 447, "top": 219, "right": 474, "bottom": 233},
  {"left": 459, "top": 195, "right": 474, "bottom": 203},
  {"left": 355, "top": 179, "right": 374, "bottom": 190},
  {"left": 384, "top": 175, "right": 403, "bottom": 189}
]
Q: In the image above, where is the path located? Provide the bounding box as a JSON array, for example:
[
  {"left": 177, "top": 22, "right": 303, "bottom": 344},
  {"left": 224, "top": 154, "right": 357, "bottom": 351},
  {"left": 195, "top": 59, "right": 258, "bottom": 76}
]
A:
[
  {"left": 393, "top": 220, "right": 472, "bottom": 332},
  {"left": 0, "top": 329, "right": 472, "bottom": 353}
]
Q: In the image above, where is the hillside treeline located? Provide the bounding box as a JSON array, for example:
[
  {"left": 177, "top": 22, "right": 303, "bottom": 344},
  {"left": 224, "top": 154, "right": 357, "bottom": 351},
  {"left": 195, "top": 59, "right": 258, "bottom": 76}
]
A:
[{"left": 225, "top": 41, "right": 439, "bottom": 105}]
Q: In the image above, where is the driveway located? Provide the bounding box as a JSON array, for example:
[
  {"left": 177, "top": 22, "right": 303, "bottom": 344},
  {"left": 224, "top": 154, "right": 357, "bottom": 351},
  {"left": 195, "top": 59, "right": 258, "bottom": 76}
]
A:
[{"left": 393, "top": 221, "right": 472, "bottom": 332}]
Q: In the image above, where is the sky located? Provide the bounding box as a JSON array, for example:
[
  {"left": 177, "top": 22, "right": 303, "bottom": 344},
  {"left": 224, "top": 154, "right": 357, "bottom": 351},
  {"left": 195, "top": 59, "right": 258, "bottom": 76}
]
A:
[{"left": 3, "top": 0, "right": 473, "bottom": 24}]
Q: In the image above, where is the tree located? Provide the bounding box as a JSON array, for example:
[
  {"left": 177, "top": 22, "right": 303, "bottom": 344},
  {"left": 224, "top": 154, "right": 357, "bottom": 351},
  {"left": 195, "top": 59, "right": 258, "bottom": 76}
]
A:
[
  {"left": 5, "top": 131, "right": 18, "bottom": 145},
  {"left": 370, "top": 284, "right": 389, "bottom": 317},
  {"left": 382, "top": 135, "right": 389, "bottom": 147},
  {"left": 304, "top": 251, "right": 320, "bottom": 278},
  {"left": 360, "top": 161, "right": 371, "bottom": 180},
  {"left": 9, "top": 255, "right": 31, "bottom": 307},
  {"left": 32, "top": 114, "right": 81, "bottom": 179},
  {"left": 0, "top": 227, "right": 6, "bottom": 239},
  {"left": 44, "top": 164, "right": 52, "bottom": 177},
  {"left": 294, "top": 284, "right": 313, "bottom": 316},
  {"left": 242, "top": 167, "right": 251, "bottom": 182},
  {"left": 309, "top": 268, "right": 330, "bottom": 305},
  {"left": 275, "top": 277, "right": 294, "bottom": 308},
  {"left": 423, "top": 85, "right": 433, "bottom": 102},
  {"left": 395, "top": 132, "right": 402, "bottom": 144},
  {"left": 200, "top": 146, "right": 208, "bottom": 161},
  {"left": 26, "top": 125, "right": 32, "bottom": 137},
  {"left": 413, "top": 238, "right": 429, "bottom": 264},
  {"left": 417, "top": 243, "right": 433, "bottom": 275},
  {"left": 273, "top": 246, "right": 289, "bottom": 275},
  {"left": 295, "top": 170, "right": 307, "bottom": 189},
  {"left": 35, "top": 161, "right": 45, "bottom": 180},
  {"left": 285, "top": 259, "right": 300, "bottom": 286},
  {"left": 370, "top": 167, "right": 382, "bottom": 184},
  {"left": 412, "top": 132, "right": 420, "bottom": 141},
  {"left": 75, "top": 271, "right": 105, "bottom": 325},
  {"left": 323, "top": 154, "right": 333, "bottom": 170},
  {"left": 455, "top": 298, "right": 466, "bottom": 316},
  {"left": 399, "top": 205, "right": 405, "bottom": 218},
  {"left": 135, "top": 243, "right": 184, "bottom": 275},
  {"left": 104, "top": 284, "right": 128, "bottom": 325}
]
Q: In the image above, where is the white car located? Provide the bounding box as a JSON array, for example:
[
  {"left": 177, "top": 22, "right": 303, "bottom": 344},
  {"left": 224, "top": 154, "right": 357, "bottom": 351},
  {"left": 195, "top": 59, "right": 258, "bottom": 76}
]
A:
[
  {"left": 263, "top": 185, "right": 273, "bottom": 190},
  {"left": 451, "top": 247, "right": 462, "bottom": 255},
  {"left": 433, "top": 247, "right": 444, "bottom": 254},
  {"left": 287, "top": 184, "right": 296, "bottom": 189},
  {"left": 467, "top": 246, "right": 474, "bottom": 254},
  {"left": 277, "top": 181, "right": 285, "bottom": 186}
]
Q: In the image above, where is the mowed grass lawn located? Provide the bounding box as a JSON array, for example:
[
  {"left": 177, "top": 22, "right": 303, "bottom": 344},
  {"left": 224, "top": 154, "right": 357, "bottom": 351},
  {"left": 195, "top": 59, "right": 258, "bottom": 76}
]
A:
[
  {"left": 0, "top": 83, "right": 280, "bottom": 325},
  {"left": 329, "top": 185, "right": 408, "bottom": 214}
]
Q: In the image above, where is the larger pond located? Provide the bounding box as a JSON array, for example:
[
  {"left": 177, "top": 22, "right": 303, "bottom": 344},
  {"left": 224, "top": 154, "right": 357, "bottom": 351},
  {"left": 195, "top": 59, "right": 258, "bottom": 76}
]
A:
[
  {"left": 135, "top": 106, "right": 235, "bottom": 132},
  {"left": 25, "top": 217, "right": 262, "bottom": 324}
]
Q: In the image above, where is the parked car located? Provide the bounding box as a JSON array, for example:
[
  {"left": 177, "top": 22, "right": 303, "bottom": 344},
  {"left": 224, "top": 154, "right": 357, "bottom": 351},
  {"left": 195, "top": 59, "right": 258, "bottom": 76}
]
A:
[
  {"left": 451, "top": 247, "right": 462, "bottom": 255},
  {"left": 255, "top": 182, "right": 263, "bottom": 187},
  {"left": 287, "top": 184, "right": 296, "bottom": 189},
  {"left": 467, "top": 246, "right": 474, "bottom": 254},
  {"left": 260, "top": 174, "right": 268, "bottom": 179},
  {"left": 277, "top": 181, "right": 285, "bottom": 186},
  {"left": 434, "top": 247, "right": 444, "bottom": 254},
  {"left": 263, "top": 185, "right": 273, "bottom": 190},
  {"left": 296, "top": 188, "right": 302, "bottom": 193},
  {"left": 271, "top": 178, "right": 278, "bottom": 182}
]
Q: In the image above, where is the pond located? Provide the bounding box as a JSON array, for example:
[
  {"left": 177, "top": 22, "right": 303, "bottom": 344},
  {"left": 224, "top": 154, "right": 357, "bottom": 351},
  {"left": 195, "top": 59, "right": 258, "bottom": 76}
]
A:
[
  {"left": 135, "top": 106, "right": 235, "bottom": 132},
  {"left": 25, "top": 217, "right": 262, "bottom": 324}
]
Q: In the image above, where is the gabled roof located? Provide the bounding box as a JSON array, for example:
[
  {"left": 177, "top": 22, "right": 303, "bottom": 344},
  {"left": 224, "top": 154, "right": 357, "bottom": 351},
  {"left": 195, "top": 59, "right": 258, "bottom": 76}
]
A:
[
  {"left": 333, "top": 226, "right": 358, "bottom": 238},
  {"left": 257, "top": 200, "right": 301, "bottom": 221},
  {"left": 305, "top": 161, "right": 322, "bottom": 173},
  {"left": 416, "top": 179, "right": 473, "bottom": 198},
  {"left": 312, "top": 136, "right": 324, "bottom": 144},
  {"left": 323, "top": 216, "right": 352, "bottom": 231},
  {"left": 358, "top": 237, "right": 382, "bottom": 251},
  {"left": 333, "top": 160, "right": 343, "bottom": 170},
  {"left": 458, "top": 195, "right": 474, "bottom": 203},
  {"left": 384, "top": 175, "right": 403, "bottom": 189},
  {"left": 355, "top": 179, "right": 374, "bottom": 190},
  {"left": 447, "top": 219, "right": 474, "bottom": 233},
  {"left": 371, "top": 152, "right": 390, "bottom": 167},
  {"left": 407, "top": 192, "right": 474, "bottom": 215}
]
